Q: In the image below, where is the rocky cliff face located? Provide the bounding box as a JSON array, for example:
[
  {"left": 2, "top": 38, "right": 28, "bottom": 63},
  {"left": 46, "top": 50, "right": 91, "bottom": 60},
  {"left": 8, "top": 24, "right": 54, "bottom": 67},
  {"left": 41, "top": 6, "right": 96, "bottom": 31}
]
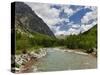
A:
[{"left": 15, "top": 2, "right": 55, "bottom": 37}]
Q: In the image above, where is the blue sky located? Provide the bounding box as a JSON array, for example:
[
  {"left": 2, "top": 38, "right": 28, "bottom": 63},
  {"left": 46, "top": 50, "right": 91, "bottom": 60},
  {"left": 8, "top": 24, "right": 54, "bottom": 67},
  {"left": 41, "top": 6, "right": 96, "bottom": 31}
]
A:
[
  {"left": 69, "top": 8, "right": 92, "bottom": 23},
  {"left": 26, "top": 2, "right": 97, "bottom": 35}
]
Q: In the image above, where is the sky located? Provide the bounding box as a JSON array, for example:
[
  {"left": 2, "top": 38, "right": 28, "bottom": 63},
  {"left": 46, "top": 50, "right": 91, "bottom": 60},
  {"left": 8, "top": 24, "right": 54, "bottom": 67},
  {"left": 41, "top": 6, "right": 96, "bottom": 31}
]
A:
[{"left": 26, "top": 2, "right": 97, "bottom": 35}]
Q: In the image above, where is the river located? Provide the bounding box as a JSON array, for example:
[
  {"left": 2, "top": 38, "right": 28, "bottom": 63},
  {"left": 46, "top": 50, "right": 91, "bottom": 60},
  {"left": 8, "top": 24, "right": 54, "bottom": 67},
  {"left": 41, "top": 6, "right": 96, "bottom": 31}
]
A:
[{"left": 33, "top": 48, "right": 97, "bottom": 72}]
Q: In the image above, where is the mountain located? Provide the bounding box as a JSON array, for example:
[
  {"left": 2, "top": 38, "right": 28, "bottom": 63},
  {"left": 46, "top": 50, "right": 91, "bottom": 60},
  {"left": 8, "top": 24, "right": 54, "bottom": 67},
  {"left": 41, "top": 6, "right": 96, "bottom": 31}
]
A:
[
  {"left": 13, "top": 2, "right": 57, "bottom": 52},
  {"left": 65, "top": 24, "right": 97, "bottom": 52},
  {"left": 82, "top": 25, "right": 97, "bottom": 36},
  {"left": 15, "top": 2, "right": 55, "bottom": 37}
]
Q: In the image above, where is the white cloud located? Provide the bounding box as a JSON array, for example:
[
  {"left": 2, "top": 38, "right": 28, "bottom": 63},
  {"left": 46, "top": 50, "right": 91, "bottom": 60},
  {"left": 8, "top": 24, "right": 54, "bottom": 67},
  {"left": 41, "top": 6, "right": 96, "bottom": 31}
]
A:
[
  {"left": 26, "top": 2, "right": 63, "bottom": 26},
  {"left": 63, "top": 6, "right": 74, "bottom": 17},
  {"left": 26, "top": 2, "right": 76, "bottom": 26},
  {"left": 81, "top": 11, "right": 97, "bottom": 24},
  {"left": 55, "top": 21, "right": 96, "bottom": 35},
  {"left": 80, "top": 21, "right": 96, "bottom": 32},
  {"left": 81, "top": 7, "right": 97, "bottom": 24},
  {"left": 55, "top": 27, "right": 80, "bottom": 35},
  {"left": 52, "top": 26, "right": 67, "bottom": 35},
  {"left": 72, "top": 24, "right": 80, "bottom": 28},
  {"left": 67, "top": 28, "right": 80, "bottom": 35},
  {"left": 55, "top": 30, "right": 67, "bottom": 35},
  {"left": 54, "top": 24, "right": 80, "bottom": 35},
  {"left": 62, "top": 5, "right": 83, "bottom": 18},
  {"left": 85, "top": 6, "right": 97, "bottom": 11},
  {"left": 26, "top": 2, "right": 97, "bottom": 35},
  {"left": 42, "top": 17, "right": 69, "bottom": 27},
  {"left": 79, "top": 6, "right": 97, "bottom": 33},
  {"left": 66, "top": 21, "right": 96, "bottom": 35}
]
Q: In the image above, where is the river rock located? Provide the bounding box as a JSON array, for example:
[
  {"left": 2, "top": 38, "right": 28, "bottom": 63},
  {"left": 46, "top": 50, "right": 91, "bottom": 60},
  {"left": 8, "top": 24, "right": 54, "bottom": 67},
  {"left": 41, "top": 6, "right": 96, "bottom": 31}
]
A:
[{"left": 14, "top": 48, "right": 47, "bottom": 73}]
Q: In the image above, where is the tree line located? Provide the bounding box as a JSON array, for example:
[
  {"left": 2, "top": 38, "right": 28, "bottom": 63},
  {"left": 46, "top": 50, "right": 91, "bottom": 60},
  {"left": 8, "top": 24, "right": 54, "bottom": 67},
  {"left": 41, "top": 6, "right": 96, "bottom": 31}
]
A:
[{"left": 16, "top": 25, "right": 97, "bottom": 54}]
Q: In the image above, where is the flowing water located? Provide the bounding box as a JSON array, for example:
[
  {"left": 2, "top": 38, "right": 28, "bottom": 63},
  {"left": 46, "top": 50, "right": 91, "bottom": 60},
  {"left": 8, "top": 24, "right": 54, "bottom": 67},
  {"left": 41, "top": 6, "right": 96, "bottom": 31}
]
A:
[{"left": 34, "top": 48, "right": 97, "bottom": 72}]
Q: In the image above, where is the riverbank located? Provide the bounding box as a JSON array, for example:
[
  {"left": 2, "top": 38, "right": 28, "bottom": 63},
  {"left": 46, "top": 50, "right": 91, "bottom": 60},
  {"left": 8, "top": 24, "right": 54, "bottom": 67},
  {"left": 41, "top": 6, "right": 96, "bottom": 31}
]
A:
[
  {"left": 12, "top": 47, "right": 97, "bottom": 73},
  {"left": 50, "top": 47, "right": 88, "bottom": 55},
  {"left": 58, "top": 47, "right": 97, "bottom": 57},
  {"left": 13, "top": 48, "right": 47, "bottom": 73},
  {"left": 51, "top": 47, "right": 97, "bottom": 57}
]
